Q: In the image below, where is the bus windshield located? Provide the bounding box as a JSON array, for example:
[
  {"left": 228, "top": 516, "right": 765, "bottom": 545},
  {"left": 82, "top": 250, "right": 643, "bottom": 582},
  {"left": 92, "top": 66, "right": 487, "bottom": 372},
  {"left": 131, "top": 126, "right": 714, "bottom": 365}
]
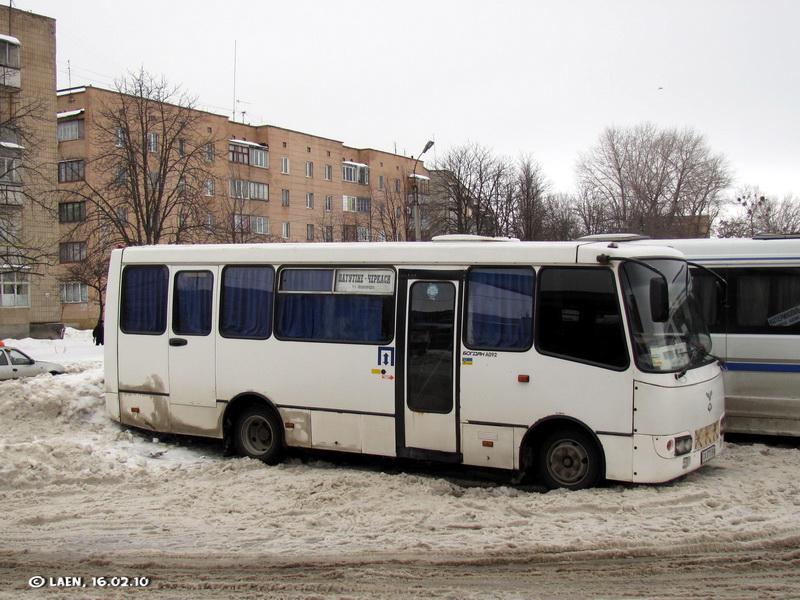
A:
[{"left": 620, "top": 259, "right": 713, "bottom": 374}]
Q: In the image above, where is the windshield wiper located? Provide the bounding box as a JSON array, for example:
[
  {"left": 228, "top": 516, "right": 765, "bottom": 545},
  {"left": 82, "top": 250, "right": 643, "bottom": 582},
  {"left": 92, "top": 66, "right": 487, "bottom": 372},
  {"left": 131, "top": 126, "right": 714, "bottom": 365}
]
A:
[{"left": 675, "top": 343, "right": 725, "bottom": 379}]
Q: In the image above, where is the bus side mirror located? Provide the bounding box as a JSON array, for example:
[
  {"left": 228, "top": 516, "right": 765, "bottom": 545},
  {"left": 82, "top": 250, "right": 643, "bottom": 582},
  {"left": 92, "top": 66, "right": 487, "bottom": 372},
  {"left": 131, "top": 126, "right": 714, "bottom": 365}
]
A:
[{"left": 650, "top": 277, "right": 669, "bottom": 323}]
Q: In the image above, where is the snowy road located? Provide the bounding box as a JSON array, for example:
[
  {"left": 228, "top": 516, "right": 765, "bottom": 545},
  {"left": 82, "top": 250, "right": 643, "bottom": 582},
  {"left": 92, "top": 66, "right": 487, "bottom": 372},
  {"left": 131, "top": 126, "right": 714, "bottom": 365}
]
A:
[{"left": 1, "top": 331, "right": 800, "bottom": 598}]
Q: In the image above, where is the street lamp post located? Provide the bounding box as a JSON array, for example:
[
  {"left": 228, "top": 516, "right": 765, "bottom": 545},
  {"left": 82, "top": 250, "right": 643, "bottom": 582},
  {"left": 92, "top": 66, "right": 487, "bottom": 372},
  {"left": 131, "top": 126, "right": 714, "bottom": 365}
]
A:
[{"left": 412, "top": 140, "right": 434, "bottom": 241}]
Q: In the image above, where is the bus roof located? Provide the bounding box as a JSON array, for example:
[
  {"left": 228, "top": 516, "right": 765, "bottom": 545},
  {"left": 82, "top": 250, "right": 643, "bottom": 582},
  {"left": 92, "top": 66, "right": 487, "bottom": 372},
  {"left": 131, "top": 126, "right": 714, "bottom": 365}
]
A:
[
  {"left": 631, "top": 237, "right": 800, "bottom": 265},
  {"left": 113, "top": 237, "right": 685, "bottom": 267}
]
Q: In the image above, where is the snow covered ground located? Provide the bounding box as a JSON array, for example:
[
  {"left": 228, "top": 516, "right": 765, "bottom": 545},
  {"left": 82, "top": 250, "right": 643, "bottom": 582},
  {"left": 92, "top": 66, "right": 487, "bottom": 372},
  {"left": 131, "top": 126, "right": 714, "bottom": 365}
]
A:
[{"left": 1, "top": 330, "right": 800, "bottom": 598}]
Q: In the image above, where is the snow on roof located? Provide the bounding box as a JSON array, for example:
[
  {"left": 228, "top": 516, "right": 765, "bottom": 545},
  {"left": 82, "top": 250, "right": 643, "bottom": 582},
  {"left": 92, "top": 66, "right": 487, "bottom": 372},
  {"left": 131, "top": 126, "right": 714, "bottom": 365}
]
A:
[
  {"left": 409, "top": 173, "right": 430, "bottom": 181},
  {"left": 0, "top": 141, "right": 24, "bottom": 150},
  {"left": 343, "top": 160, "right": 369, "bottom": 168},
  {"left": 57, "top": 87, "right": 86, "bottom": 97},
  {"left": 228, "top": 139, "right": 268, "bottom": 149},
  {"left": 0, "top": 34, "right": 20, "bottom": 46},
  {"left": 57, "top": 109, "right": 85, "bottom": 119}
]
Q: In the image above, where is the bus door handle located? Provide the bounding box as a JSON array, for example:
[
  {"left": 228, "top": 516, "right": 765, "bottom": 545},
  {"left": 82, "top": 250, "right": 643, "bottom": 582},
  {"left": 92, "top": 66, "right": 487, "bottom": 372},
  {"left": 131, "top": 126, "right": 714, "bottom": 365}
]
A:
[{"left": 169, "top": 338, "right": 188, "bottom": 347}]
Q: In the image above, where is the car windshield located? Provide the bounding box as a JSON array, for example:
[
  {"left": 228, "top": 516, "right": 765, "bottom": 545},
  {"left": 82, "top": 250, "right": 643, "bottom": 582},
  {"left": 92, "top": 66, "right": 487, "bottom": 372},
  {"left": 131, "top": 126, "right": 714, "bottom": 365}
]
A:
[{"left": 620, "top": 258, "right": 713, "bottom": 374}]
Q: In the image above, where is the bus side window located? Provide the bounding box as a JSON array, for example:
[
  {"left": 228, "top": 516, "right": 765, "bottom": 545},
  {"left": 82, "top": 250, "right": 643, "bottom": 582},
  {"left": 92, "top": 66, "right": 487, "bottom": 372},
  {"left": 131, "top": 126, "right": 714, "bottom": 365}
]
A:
[
  {"left": 220, "top": 266, "right": 274, "bottom": 339},
  {"left": 120, "top": 265, "right": 169, "bottom": 335},
  {"left": 689, "top": 268, "right": 725, "bottom": 334},
  {"left": 536, "top": 267, "right": 628, "bottom": 370},
  {"left": 173, "top": 271, "right": 214, "bottom": 336},
  {"left": 727, "top": 267, "right": 800, "bottom": 334},
  {"left": 465, "top": 267, "right": 534, "bottom": 350}
]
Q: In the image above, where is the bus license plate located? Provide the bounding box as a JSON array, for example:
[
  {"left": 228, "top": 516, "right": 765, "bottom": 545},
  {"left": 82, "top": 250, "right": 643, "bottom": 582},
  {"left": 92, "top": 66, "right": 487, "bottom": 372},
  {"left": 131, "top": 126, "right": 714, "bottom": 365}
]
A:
[{"left": 701, "top": 445, "right": 716, "bottom": 464}]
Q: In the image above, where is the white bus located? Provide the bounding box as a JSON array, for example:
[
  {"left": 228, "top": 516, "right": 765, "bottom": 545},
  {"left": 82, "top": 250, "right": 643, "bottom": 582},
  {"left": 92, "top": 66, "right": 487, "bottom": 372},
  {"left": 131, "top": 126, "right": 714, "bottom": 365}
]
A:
[
  {"left": 104, "top": 236, "right": 724, "bottom": 489},
  {"left": 635, "top": 236, "right": 800, "bottom": 437}
]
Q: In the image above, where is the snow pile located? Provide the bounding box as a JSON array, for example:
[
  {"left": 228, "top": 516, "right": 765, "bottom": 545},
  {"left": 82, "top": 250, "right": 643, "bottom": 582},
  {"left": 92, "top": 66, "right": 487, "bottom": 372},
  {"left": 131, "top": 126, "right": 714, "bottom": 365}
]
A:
[{"left": 1, "top": 330, "right": 800, "bottom": 563}]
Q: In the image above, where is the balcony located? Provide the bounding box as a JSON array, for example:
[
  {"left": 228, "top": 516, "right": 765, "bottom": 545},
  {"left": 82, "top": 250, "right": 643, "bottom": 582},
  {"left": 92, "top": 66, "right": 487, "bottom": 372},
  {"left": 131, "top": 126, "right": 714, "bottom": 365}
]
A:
[{"left": 0, "top": 36, "right": 21, "bottom": 92}]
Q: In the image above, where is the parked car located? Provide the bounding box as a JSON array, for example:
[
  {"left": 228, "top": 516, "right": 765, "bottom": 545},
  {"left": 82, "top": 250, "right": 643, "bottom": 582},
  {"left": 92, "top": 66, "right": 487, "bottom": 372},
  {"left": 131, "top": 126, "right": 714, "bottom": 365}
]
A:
[{"left": 0, "top": 346, "right": 66, "bottom": 380}]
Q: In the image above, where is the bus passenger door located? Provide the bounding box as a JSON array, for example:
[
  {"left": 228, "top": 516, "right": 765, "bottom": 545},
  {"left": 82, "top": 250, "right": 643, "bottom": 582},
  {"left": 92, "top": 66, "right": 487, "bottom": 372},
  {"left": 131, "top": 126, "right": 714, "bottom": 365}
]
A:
[
  {"left": 398, "top": 272, "right": 461, "bottom": 459},
  {"left": 168, "top": 266, "right": 218, "bottom": 409}
]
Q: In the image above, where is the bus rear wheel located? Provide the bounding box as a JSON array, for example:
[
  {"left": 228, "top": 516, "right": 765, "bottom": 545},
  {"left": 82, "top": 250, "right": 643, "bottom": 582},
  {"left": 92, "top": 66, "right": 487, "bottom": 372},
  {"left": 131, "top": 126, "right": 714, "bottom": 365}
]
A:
[
  {"left": 538, "top": 429, "right": 601, "bottom": 490},
  {"left": 233, "top": 405, "right": 284, "bottom": 464}
]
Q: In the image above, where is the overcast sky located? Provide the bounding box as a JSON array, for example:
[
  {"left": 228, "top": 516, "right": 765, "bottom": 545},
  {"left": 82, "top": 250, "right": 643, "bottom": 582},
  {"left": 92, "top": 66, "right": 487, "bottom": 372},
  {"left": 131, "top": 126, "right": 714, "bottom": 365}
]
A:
[{"left": 13, "top": 0, "right": 800, "bottom": 197}]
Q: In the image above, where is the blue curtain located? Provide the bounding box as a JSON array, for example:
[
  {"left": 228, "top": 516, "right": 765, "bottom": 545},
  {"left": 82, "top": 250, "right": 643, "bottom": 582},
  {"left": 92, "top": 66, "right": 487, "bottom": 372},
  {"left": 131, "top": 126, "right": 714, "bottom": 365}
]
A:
[
  {"left": 120, "top": 266, "right": 169, "bottom": 334},
  {"left": 173, "top": 271, "right": 213, "bottom": 336},
  {"left": 277, "top": 293, "right": 391, "bottom": 342},
  {"left": 466, "top": 268, "right": 534, "bottom": 349},
  {"left": 220, "top": 266, "right": 274, "bottom": 338}
]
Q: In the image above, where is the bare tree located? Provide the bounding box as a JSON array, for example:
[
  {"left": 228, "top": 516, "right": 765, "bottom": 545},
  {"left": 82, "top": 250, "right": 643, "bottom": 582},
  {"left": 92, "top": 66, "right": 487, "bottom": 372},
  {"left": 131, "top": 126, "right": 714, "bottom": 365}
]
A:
[
  {"left": 430, "top": 142, "right": 514, "bottom": 237},
  {"left": 576, "top": 123, "right": 732, "bottom": 237},
  {"left": 512, "top": 153, "right": 550, "bottom": 240},
  {"left": 717, "top": 187, "right": 800, "bottom": 237},
  {"left": 0, "top": 94, "right": 58, "bottom": 275},
  {"left": 59, "top": 69, "right": 220, "bottom": 250}
]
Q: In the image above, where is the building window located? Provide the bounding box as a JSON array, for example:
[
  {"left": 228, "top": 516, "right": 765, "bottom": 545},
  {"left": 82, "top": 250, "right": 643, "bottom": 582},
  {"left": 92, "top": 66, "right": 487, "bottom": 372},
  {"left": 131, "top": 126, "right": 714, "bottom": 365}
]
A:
[
  {"left": 61, "top": 281, "right": 89, "bottom": 303},
  {"left": 281, "top": 189, "right": 290, "bottom": 206},
  {"left": 252, "top": 215, "right": 270, "bottom": 235},
  {"left": 114, "top": 166, "right": 127, "bottom": 187},
  {"left": 57, "top": 119, "right": 84, "bottom": 142},
  {"left": 177, "top": 176, "right": 187, "bottom": 196},
  {"left": 343, "top": 164, "right": 357, "bottom": 182},
  {"left": 343, "top": 195, "right": 356, "bottom": 212},
  {"left": 178, "top": 138, "right": 186, "bottom": 157},
  {"left": 251, "top": 147, "right": 269, "bottom": 168},
  {"left": 115, "top": 127, "right": 126, "bottom": 148},
  {"left": 0, "top": 271, "right": 28, "bottom": 307},
  {"left": 148, "top": 172, "right": 159, "bottom": 191},
  {"left": 357, "top": 226, "right": 371, "bottom": 242},
  {"left": 342, "top": 224, "right": 357, "bottom": 242},
  {"left": 117, "top": 205, "right": 128, "bottom": 226},
  {"left": 324, "top": 225, "right": 333, "bottom": 242},
  {"left": 281, "top": 157, "right": 290, "bottom": 174},
  {"left": 205, "top": 142, "right": 215, "bottom": 162},
  {"left": 307, "top": 224, "right": 314, "bottom": 241},
  {"left": 325, "top": 164, "right": 332, "bottom": 181},
  {"left": 379, "top": 175, "right": 385, "bottom": 191},
  {"left": 206, "top": 213, "right": 216, "bottom": 234},
  {"left": 281, "top": 222, "right": 290, "bottom": 239},
  {"left": 325, "top": 195, "right": 332, "bottom": 212},
  {"left": 250, "top": 181, "right": 269, "bottom": 201},
  {"left": 230, "top": 178, "right": 249, "bottom": 199},
  {"left": 59, "top": 242, "right": 87, "bottom": 263},
  {"left": 394, "top": 179, "right": 401, "bottom": 193},
  {"left": 306, "top": 161, "right": 314, "bottom": 178},
  {"left": 357, "top": 197, "right": 371, "bottom": 213},
  {"left": 233, "top": 214, "right": 249, "bottom": 233},
  {"left": 306, "top": 192, "right": 314, "bottom": 209},
  {"left": 0, "top": 39, "right": 20, "bottom": 69},
  {"left": 229, "top": 143, "right": 249, "bottom": 164},
  {"left": 204, "top": 178, "right": 215, "bottom": 196},
  {"left": 147, "top": 132, "right": 159, "bottom": 153},
  {"left": 358, "top": 166, "right": 370, "bottom": 185},
  {"left": 59, "top": 201, "right": 85, "bottom": 223},
  {"left": 0, "top": 156, "right": 20, "bottom": 184}
]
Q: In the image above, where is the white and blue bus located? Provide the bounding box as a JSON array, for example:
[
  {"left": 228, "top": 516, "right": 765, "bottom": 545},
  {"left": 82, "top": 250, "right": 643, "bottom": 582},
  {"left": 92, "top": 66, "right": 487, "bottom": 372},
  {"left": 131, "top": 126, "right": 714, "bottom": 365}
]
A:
[
  {"left": 636, "top": 236, "right": 800, "bottom": 437},
  {"left": 104, "top": 236, "right": 724, "bottom": 489}
]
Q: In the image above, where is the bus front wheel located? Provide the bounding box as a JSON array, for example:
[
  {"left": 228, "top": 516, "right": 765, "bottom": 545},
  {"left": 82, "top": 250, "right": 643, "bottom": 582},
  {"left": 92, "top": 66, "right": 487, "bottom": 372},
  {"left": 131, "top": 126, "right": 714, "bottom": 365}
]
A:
[
  {"left": 233, "top": 405, "right": 284, "bottom": 464},
  {"left": 538, "top": 429, "right": 601, "bottom": 490}
]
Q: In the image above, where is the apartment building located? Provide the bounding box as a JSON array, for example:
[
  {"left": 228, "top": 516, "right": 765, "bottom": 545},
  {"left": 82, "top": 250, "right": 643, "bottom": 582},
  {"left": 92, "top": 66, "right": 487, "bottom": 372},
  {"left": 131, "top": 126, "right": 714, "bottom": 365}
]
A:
[
  {"left": 56, "top": 85, "right": 432, "bottom": 328},
  {"left": 0, "top": 6, "right": 60, "bottom": 339}
]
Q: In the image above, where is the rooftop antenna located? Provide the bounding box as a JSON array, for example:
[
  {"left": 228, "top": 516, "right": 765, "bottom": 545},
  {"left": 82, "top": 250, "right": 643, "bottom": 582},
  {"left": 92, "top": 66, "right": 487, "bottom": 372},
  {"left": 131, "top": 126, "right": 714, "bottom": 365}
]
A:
[{"left": 232, "top": 40, "right": 237, "bottom": 122}]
